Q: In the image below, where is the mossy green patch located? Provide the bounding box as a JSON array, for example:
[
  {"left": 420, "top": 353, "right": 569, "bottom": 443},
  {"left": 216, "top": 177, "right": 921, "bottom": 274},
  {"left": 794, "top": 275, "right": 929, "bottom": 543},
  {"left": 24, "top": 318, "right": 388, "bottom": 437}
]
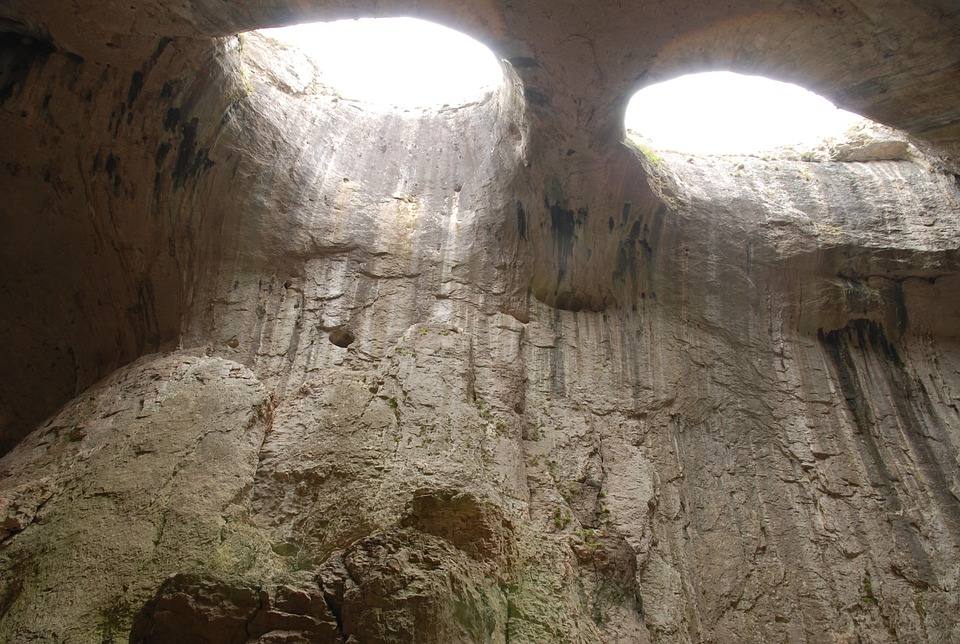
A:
[{"left": 631, "top": 140, "right": 664, "bottom": 166}]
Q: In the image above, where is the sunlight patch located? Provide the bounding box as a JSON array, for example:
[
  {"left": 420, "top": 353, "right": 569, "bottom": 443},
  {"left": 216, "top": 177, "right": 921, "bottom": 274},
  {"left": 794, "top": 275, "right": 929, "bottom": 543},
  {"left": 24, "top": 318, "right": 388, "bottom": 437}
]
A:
[
  {"left": 625, "top": 72, "right": 864, "bottom": 154},
  {"left": 257, "top": 17, "right": 503, "bottom": 108}
]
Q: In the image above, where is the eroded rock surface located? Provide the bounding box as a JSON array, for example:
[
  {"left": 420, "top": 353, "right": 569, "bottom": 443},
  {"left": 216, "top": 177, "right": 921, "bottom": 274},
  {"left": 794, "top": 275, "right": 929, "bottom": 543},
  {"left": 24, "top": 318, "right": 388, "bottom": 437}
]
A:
[
  {"left": 130, "top": 572, "right": 341, "bottom": 643},
  {"left": 0, "top": 353, "right": 270, "bottom": 641},
  {"left": 1, "top": 2, "right": 960, "bottom": 643}
]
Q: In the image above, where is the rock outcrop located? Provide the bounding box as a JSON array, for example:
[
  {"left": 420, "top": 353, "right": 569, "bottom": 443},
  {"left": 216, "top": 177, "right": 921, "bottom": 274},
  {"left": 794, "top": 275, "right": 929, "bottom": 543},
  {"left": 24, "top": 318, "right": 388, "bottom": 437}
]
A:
[{"left": 1, "top": 1, "right": 959, "bottom": 642}]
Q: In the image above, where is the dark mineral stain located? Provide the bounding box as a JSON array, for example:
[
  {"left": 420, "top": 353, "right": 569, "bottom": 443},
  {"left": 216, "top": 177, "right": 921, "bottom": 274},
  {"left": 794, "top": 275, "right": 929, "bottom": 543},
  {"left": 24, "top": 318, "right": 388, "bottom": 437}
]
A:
[
  {"left": 127, "top": 70, "right": 144, "bottom": 106},
  {"left": 152, "top": 172, "right": 163, "bottom": 204},
  {"left": 104, "top": 153, "right": 122, "bottom": 189},
  {"left": 130, "top": 278, "right": 161, "bottom": 348},
  {"left": 173, "top": 118, "right": 198, "bottom": 186},
  {"left": 172, "top": 117, "right": 213, "bottom": 187},
  {"left": 821, "top": 324, "right": 902, "bottom": 471},
  {"left": 109, "top": 104, "right": 127, "bottom": 136},
  {"left": 639, "top": 238, "right": 653, "bottom": 257},
  {"left": 843, "top": 78, "right": 889, "bottom": 102},
  {"left": 546, "top": 195, "right": 577, "bottom": 282},
  {"left": 507, "top": 56, "right": 539, "bottom": 68},
  {"left": 160, "top": 81, "right": 174, "bottom": 99},
  {"left": 151, "top": 37, "right": 172, "bottom": 63},
  {"left": 886, "top": 375, "right": 960, "bottom": 545},
  {"left": 516, "top": 200, "right": 527, "bottom": 240},
  {"left": 525, "top": 88, "right": 550, "bottom": 107},
  {"left": 819, "top": 320, "right": 939, "bottom": 567},
  {"left": 104, "top": 153, "right": 118, "bottom": 178},
  {"left": 612, "top": 204, "right": 661, "bottom": 288},
  {"left": 885, "top": 281, "right": 908, "bottom": 336},
  {"left": 219, "top": 106, "right": 235, "bottom": 128},
  {"left": 548, "top": 200, "right": 576, "bottom": 241},
  {"left": 824, "top": 319, "right": 960, "bottom": 546},
  {"left": 155, "top": 143, "right": 170, "bottom": 165},
  {"left": 614, "top": 220, "right": 643, "bottom": 284},
  {"left": 164, "top": 107, "right": 181, "bottom": 131},
  {"left": 0, "top": 31, "right": 55, "bottom": 103},
  {"left": 552, "top": 291, "right": 594, "bottom": 312}
]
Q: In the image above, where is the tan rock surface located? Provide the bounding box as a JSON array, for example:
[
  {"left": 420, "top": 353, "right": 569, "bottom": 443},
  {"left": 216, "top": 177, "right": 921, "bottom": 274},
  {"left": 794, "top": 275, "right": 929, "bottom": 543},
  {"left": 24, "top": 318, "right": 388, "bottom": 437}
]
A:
[{"left": 1, "top": 2, "right": 959, "bottom": 642}]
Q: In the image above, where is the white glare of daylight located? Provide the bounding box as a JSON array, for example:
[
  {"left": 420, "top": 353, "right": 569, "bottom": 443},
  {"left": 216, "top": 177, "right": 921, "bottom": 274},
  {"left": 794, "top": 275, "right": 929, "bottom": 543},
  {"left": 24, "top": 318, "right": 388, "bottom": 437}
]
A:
[
  {"left": 625, "top": 72, "right": 864, "bottom": 154},
  {"left": 258, "top": 18, "right": 503, "bottom": 108}
]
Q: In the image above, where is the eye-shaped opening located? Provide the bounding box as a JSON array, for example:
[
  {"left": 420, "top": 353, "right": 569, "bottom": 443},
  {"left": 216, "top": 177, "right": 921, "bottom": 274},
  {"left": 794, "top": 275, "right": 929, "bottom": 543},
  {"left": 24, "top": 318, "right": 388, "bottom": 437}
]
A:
[
  {"left": 625, "top": 71, "right": 865, "bottom": 155},
  {"left": 254, "top": 17, "right": 504, "bottom": 109}
]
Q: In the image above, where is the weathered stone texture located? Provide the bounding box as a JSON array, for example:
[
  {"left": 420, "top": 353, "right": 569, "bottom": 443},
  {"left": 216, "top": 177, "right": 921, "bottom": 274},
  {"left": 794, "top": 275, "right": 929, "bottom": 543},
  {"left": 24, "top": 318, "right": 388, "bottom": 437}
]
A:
[
  {"left": 0, "top": 353, "right": 270, "bottom": 641},
  {"left": 1, "top": 2, "right": 960, "bottom": 642}
]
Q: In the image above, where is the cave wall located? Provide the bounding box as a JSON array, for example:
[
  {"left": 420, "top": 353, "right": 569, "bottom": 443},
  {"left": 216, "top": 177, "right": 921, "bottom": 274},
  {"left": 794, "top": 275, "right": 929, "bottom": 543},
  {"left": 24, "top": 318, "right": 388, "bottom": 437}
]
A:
[
  {"left": 0, "top": 33, "right": 241, "bottom": 453},
  {"left": 1, "top": 1, "right": 960, "bottom": 642}
]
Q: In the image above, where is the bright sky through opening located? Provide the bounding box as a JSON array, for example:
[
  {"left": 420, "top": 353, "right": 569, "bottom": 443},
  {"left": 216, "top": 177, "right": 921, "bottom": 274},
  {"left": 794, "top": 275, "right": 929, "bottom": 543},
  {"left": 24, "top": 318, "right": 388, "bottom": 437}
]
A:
[
  {"left": 258, "top": 18, "right": 503, "bottom": 108},
  {"left": 626, "top": 72, "right": 864, "bottom": 154}
]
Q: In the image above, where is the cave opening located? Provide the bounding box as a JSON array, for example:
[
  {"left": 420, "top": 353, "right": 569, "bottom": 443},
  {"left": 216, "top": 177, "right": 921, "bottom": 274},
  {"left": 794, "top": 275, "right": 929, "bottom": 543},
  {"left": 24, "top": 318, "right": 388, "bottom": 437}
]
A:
[
  {"left": 624, "top": 71, "right": 865, "bottom": 155},
  {"left": 255, "top": 17, "right": 504, "bottom": 109}
]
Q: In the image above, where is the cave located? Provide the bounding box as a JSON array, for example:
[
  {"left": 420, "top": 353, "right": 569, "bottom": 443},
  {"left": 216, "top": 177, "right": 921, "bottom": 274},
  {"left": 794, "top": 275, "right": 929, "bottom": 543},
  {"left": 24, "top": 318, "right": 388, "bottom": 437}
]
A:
[{"left": 1, "top": 2, "right": 959, "bottom": 642}]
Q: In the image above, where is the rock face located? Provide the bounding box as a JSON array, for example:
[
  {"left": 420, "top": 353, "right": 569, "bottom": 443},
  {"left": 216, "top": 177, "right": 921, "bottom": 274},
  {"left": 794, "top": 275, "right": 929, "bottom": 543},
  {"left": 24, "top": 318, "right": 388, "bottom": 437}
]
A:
[
  {"left": 130, "top": 572, "right": 342, "bottom": 643},
  {"left": 0, "top": 353, "right": 271, "bottom": 641},
  {"left": 1, "top": 1, "right": 960, "bottom": 642}
]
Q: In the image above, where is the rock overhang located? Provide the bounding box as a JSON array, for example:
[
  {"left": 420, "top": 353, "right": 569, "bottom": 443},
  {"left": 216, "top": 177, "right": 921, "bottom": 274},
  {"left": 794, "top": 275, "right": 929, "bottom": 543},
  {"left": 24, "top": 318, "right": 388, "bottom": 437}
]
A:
[
  {"left": 2, "top": 2, "right": 960, "bottom": 642},
  {"left": 3, "top": 1, "right": 959, "bottom": 153}
]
